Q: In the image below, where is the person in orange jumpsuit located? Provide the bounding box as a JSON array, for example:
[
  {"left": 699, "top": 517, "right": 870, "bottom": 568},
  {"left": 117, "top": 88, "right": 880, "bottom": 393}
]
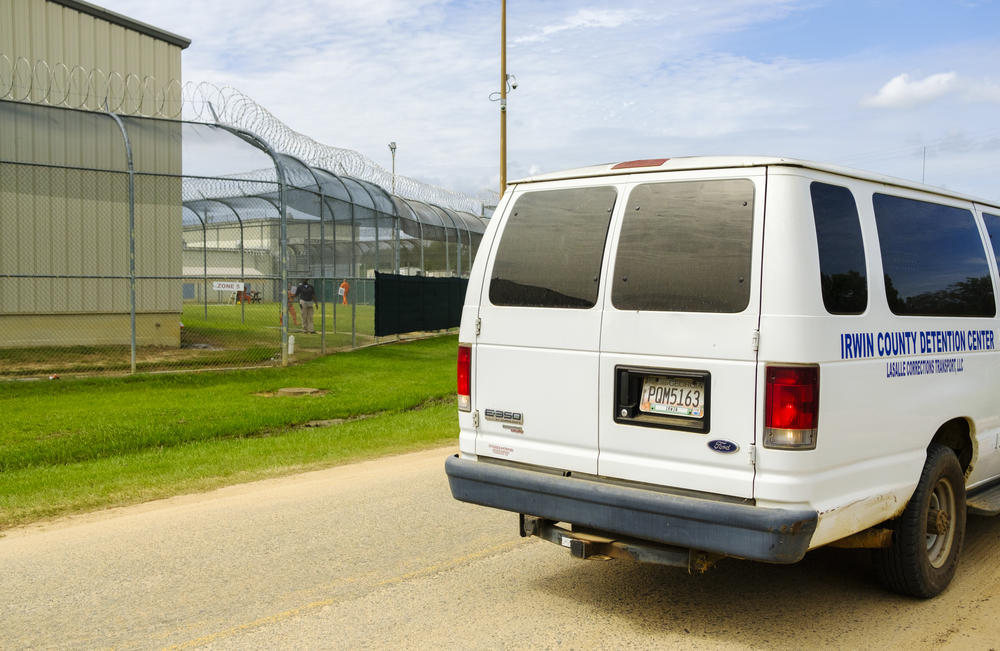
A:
[
  {"left": 286, "top": 283, "right": 299, "bottom": 325},
  {"left": 339, "top": 279, "right": 350, "bottom": 305}
]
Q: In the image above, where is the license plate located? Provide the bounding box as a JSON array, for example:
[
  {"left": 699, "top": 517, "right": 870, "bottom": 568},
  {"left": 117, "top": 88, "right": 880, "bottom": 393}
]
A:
[{"left": 639, "top": 375, "right": 705, "bottom": 419}]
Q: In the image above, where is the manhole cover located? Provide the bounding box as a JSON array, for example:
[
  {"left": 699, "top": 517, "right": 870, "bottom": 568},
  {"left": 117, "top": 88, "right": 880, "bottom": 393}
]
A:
[{"left": 276, "top": 387, "right": 325, "bottom": 396}]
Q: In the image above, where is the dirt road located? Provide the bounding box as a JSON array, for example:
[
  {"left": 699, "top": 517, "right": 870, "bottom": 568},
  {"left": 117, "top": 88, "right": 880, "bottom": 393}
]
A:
[{"left": 2, "top": 446, "right": 998, "bottom": 649}]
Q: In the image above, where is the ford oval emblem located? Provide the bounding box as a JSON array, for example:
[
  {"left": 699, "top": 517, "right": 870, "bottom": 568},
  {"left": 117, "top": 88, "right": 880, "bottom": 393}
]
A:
[{"left": 708, "top": 439, "right": 739, "bottom": 454}]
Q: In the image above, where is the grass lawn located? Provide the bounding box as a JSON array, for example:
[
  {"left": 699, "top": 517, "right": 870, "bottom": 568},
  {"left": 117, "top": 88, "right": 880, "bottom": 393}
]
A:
[
  {"left": 182, "top": 300, "right": 377, "bottom": 344},
  {"left": 0, "top": 335, "right": 459, "bottom": 529}
]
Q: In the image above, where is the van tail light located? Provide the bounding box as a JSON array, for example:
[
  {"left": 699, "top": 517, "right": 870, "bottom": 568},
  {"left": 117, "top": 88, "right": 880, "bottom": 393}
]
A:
[
  {"left": 457, "top": 345, "right": 472, "bottom": 412},
  {"left": 764, "top": 365, "right": 818, "bottom": 450}
]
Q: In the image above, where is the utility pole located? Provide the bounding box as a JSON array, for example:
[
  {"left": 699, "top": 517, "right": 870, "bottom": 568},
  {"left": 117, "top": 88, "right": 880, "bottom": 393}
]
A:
[{"left": 500, "top": 0, "right": 507, "bottom": 196}]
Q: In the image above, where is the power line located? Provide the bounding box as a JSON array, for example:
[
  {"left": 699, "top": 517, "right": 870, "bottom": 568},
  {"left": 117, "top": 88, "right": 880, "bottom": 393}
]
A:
[{"left": 835, "top": 129, "right": 1000, "bottom": 168}]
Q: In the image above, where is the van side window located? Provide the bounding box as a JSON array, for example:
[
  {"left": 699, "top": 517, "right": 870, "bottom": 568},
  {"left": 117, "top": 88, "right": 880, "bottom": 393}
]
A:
[
  {"left": 612, "top": 179, "right": 754, "bottom": 313},
  {"left": 489, "top": 187, "right": 617, "bottom": 308},
  {"left": 810, "top": 182, "right": 867, "bottom": 314},
  {"left": 873, "top": 194, "right": 995, "bottom": 317},
  {"left": 983, "top": 213, "right": 1000, "bottom": 262}
]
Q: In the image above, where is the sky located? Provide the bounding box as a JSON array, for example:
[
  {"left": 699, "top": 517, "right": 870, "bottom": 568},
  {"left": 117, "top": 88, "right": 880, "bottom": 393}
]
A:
[{"left": 94, "top": 0, "right": 1000, "bottom": 203}]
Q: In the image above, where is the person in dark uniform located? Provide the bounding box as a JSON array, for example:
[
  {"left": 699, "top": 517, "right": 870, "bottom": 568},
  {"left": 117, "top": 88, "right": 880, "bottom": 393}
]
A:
[{"left": 296, "top": 279, "right": 316, "bottom": 333}]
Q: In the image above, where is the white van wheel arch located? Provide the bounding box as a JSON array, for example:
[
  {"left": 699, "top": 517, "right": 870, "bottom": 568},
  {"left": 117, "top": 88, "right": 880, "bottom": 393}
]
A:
[{"left": 873, "top": 444, "right": 966, "bottom": 598}]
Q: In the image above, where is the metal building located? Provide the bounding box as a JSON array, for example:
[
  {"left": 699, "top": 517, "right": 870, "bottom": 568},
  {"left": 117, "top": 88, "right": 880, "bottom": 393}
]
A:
[{"left": 0, "top": 0, "right": 190, "bottom": 347}]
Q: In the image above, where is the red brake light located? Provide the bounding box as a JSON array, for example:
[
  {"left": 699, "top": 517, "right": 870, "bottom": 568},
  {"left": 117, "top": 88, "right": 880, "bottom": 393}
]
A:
[
  {"left": 764, "top": 366, "right": 818, "bottom": 449},
  {"left": 457, "top": 345, "right": 471, "bottom": 412}
]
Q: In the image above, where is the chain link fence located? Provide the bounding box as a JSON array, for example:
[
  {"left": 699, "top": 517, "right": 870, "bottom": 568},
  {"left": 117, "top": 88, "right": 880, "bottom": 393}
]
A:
[{"left": 0, "top": 99, "right": 486, "bottom": 379}]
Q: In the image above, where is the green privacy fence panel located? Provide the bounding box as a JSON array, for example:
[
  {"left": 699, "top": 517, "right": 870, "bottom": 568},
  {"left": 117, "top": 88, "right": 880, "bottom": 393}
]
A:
[{"left": 374, "top": 272, "right": 467, "bottom": 336}]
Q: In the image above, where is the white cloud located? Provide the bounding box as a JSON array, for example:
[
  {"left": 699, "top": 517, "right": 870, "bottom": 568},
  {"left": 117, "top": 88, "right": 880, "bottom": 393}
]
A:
[
  {"left": 515, "top": 9, "right": 641, "bottom": 43},
  {"left": 862, "top": 72, "right": 958, "bottom": 109}
]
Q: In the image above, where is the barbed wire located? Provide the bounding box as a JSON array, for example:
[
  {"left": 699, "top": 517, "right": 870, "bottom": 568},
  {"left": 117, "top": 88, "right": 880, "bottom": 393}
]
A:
[
  {"left": 1, "top": 54, "right": 488, "bottom": 214},
  {"left": 184, "top": 83, "right": 488, "bottom": 213},
  {"left": 0, "top": 54, "right": 184, "bottom": 116}
]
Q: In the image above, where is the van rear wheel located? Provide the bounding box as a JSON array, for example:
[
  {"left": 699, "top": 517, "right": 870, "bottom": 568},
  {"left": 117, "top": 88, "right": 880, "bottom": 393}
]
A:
[{"left": 874, "top": 444, "right": 965, "bottom": 598}]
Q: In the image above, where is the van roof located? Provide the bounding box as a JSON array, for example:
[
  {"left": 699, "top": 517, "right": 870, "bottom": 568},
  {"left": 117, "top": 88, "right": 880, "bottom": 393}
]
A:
[{"left": 513, "top": 156, "right": 1000, "bottom": 209}]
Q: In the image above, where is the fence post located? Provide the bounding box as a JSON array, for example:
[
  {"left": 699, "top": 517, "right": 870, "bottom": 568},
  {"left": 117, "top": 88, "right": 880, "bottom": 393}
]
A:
[
  {"left": 452, "top": 215, "right": 462, "bottom": 278},
  {"left": 418, "top": 218, "right": 425, "bottom": 275},
  {"left": 319, "top": 192, "right": 326, "bottom": 354},
  {"left": 462, "top": 218, "right": 473, "bottom": 278},
  {"left": 202, "top": 211, "right": 208, "bottom": 320},
  {"left": 239, "top": 215, "right": 245, "bottom": 324},
  {"left": 333, "top": 205, "right": 337, "bottom": 334},
  {"left": 445, "top": 223, "right": 450, "bottom": 276},
  {"left": 350, "top": 200, "right": 356, "bottom": 348},
  {"left": 394, "top": 215, "right": 400, "bottom": 341},
  {"left": 106, "top": 107, "right": 137, "bottom": 374},
  {"left": 280, "top": 201, "right": 288, "bottom": 365},
  {"left": 306, "top": 220, "right": 312, "bottom": 277}
]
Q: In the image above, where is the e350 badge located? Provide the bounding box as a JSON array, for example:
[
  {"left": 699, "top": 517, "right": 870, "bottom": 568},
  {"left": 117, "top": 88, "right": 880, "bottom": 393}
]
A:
[
  {"left": 485, "top": 408, "right": 524, "bottom": 434},
  {"left": 484, "top": 408, "right": 523, "bottom": 425}
]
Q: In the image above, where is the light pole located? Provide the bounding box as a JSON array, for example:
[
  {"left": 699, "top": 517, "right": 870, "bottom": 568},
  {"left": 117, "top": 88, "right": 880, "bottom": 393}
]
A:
[
  {"left": 388, "top": 141, "right": 397, "bottom": 194},
  {"left": 388, "top": 141, "right": 400, "bottom": 275},
  {"left": 495, "top": 1, "right": 516, "bottom": 196}
]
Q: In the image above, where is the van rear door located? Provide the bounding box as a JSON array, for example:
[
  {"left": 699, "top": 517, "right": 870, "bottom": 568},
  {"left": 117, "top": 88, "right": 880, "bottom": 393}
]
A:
[
  {"left": 474, "top": 183, "right": 619, "bottom": 474},
  {"left": 598, "top": 169, "right": 765, "bottom": 499}
]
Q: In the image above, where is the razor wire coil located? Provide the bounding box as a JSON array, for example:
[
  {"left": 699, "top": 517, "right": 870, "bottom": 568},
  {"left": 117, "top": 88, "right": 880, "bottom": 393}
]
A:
[{"left": 1, "top": 54, "right": 490, "bottom": 213}]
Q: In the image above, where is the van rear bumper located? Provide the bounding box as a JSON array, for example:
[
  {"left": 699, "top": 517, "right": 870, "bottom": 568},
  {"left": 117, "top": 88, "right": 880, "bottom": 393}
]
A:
[{"left": 445, "top": 455, "right": 817, "bottom": 564}]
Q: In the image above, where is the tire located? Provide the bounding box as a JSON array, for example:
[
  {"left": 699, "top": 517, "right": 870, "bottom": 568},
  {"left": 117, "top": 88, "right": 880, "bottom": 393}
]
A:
[{"left": 874, "top": 444, "right": 966, "bottom": 598}]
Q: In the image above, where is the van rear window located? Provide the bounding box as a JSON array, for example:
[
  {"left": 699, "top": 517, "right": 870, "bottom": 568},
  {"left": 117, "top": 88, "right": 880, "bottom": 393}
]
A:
[
  {"left": 810, "top": 182, "right": 868, "bottom": 314},
  {"left": 873, "top": 194, "right": 995, "bottom": 317},
  {"left": 489, "top": 186, "right": 617, "bottom": 308},
  {"left": 612, "top": 179, "right": 755, "bottom": 313}
]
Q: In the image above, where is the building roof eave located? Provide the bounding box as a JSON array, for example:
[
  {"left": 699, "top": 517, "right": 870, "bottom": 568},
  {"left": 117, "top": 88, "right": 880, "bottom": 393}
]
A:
[{"left": 49, "top": 0, "right": 192, "bottom": 49}]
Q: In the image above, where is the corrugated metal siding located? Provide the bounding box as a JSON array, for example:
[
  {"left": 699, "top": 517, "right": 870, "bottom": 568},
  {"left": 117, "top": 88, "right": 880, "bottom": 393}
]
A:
[
  {"left": 2, "top": 0, "right": 183, "bottom": 112},
  {"left": 1, "top": 0, "right": 184, "bottom": 320},
  {"left": 135, "top": 173, "right": 182, "bottom": 311},
  {"left": 1, "top": 162, "right": 130, "bottom": 312}
]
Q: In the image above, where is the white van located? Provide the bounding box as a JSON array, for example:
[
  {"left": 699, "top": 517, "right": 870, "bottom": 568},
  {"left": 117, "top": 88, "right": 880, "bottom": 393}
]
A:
[{"left": 445, "top": 156, "right": 1000, "bottom": 597}]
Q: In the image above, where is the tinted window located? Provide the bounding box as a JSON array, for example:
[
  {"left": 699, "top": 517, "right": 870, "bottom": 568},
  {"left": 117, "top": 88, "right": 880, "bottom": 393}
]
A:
[
  {"left": 811, "top": 182, "right": 868, "bottom": 314},
  {"left": 612, "top": 179, "right": 755, "bottom": 313},
  {"left": 489, "top": 186, "right": 617, "bottom": 308},
  {"left": 983, "top": 213, "right": 1000, "bottom": 262},
  {"left": 873, "top": 194, "right": 995, "bottom": 317}
]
